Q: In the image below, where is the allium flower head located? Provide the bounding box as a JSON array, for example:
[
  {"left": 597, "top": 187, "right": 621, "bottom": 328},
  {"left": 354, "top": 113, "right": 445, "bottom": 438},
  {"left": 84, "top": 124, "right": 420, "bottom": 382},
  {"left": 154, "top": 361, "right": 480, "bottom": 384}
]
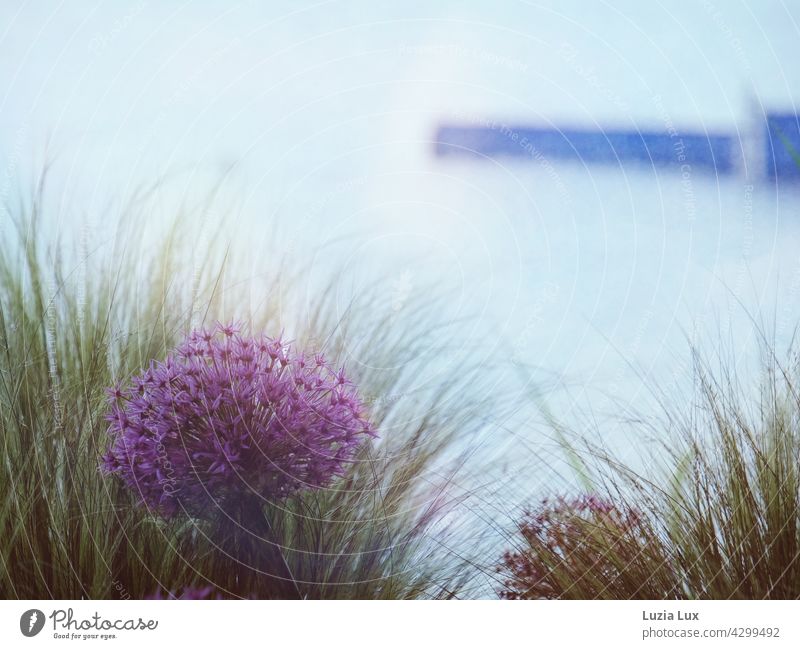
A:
[
  {"left": 499, "top": 494, "right": 642, "bottom": 599},
  {"left": 146, "top": 586, "right": 219, "bottom": 600},
  {"left": 102, "top": 322, "right": 376, "bottom": 517}
]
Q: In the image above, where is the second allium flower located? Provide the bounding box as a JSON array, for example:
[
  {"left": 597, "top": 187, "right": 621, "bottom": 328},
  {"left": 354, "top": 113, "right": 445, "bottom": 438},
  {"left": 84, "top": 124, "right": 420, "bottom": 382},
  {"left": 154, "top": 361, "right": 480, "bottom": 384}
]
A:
[{"left": 102, "top": 322, "right": 376, "bottom": 517}]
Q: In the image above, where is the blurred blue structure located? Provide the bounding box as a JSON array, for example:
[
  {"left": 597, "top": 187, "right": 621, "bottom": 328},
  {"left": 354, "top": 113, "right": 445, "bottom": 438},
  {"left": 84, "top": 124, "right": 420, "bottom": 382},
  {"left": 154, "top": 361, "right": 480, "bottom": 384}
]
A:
[
  {"left": 434, "top": 124, "right": 735, "bottom": 173},
  {"left": 435, "top": 112, "right": 800, "bottom": 182},
  {"left": 766, "top": 113, "right": 800, "bottom": 181}
]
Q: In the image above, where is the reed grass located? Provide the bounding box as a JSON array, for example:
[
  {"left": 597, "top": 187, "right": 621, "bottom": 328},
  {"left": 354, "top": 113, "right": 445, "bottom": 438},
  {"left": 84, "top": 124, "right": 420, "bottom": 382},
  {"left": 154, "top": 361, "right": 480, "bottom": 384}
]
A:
[
  {"left": 501, "top": 335, "right": 800, "bottom": 599},
  {"left": 0, "top": 175, "right": 497, "bottom": 599}
]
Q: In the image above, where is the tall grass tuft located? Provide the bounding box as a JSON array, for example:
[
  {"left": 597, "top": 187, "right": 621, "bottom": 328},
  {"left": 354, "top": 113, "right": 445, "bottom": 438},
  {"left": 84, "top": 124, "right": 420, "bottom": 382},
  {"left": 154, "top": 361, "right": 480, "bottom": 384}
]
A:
[
  {"left": 501, "top": 338, "right": 800, "bottom": 599},
  {"left": 0, "top": 176, "right": 497, "bottom": 599}
]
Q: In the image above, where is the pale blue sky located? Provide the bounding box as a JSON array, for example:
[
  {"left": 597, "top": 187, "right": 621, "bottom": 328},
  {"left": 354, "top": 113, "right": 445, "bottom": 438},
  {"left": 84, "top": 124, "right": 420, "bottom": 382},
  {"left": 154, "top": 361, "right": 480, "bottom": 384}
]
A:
[{"left": 1, "top": 0, "right": 798, "bottom": 186}]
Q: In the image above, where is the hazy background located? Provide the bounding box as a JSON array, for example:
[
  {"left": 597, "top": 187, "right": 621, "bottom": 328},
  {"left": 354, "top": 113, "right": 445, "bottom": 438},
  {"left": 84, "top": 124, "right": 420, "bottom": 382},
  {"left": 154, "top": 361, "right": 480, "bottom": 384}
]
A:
[{"left": 1, "top": 0, "right": 799, "bottom": 482}]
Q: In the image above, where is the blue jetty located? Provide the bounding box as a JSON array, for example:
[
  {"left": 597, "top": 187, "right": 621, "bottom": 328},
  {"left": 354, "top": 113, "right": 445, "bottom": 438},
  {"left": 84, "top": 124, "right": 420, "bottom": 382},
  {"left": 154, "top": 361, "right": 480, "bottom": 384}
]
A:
[
  {"left": 766, "top": 113, "right": 800, "bottom": 181},
  {"left": 434, "top": 111, "right": 800, "bottom": 182}
]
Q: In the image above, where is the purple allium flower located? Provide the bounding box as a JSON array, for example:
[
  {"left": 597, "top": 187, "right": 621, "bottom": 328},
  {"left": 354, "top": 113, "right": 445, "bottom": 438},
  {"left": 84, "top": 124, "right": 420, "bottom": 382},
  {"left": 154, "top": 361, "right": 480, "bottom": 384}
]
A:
[
  {"left": 499, "top": 494, "right": 642, "bottom": 599},
  {"left": 146, "top": 586, "right": 219, "bottom": 600},
  {"left": 102, "top": 322, "right": 376, "bottom": 517}
]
